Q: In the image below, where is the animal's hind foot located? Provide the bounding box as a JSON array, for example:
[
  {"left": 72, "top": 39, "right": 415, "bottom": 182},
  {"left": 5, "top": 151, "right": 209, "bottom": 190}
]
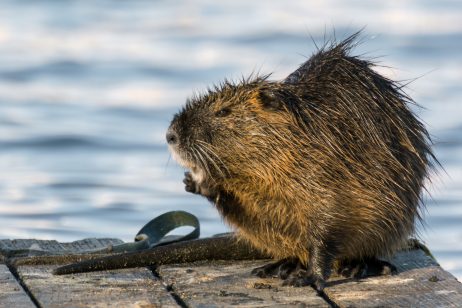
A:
[
  {"left": 281, "top": 267, "right": 325, "bottom": 291},
  {"left": 251, "top": 257, "right": 298, "bottom": 279},
  {"left": 337, "top": 257, "right": 397, "bottom": 279},
  {"left": 252, "top": 258, "right": 326, "bottom": 291}
]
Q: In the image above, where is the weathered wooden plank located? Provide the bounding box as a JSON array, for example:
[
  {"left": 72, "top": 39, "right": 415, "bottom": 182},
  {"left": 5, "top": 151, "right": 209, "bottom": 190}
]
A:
[
  {"left": 159, "top": 260, "right": 329, "bottom": 307},
  {"left": 0, "top": 261, "right": 35, "bottom": 308},
  {"left": 4, "top": 238, "right": 179, "bottom": 307},
  {"left": 0, "top": 238, "right": 123, "bottom": 257},
  {"left": 16, "top": 264, "right": 178, "bottom": 308},
  {"left": 324, "top": 249, "right": 462, "bottom": 307}
]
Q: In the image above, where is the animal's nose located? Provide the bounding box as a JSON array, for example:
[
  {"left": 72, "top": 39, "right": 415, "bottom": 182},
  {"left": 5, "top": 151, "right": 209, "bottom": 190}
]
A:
[{"left": 166, "top": 129, "right": 179, "bottom": 145}]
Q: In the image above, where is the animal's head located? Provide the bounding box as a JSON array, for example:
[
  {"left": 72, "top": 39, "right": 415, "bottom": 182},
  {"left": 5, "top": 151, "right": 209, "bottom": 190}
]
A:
[{"left": 167, "top": 76, "right": 306, "bottom": 185}]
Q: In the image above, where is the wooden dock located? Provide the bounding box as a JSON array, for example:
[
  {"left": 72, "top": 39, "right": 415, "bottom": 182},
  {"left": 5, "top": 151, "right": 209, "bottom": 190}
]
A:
[{"left": 1, "top": 238, "right": 461, "bottom": 307}]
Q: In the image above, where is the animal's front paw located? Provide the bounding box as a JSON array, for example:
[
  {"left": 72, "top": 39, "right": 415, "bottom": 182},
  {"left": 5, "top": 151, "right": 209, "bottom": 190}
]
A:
[
  {"left": 183, "top": 171, "right": 200, "bottom": 194},
  {"left": 183, "top": 171, "right": 216, "bottom": 198}
]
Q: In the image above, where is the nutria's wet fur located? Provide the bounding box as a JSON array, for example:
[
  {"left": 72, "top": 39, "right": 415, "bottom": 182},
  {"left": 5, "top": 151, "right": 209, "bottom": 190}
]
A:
[{"left": 167, "top": 33, "right": 437, "bottom": 290}]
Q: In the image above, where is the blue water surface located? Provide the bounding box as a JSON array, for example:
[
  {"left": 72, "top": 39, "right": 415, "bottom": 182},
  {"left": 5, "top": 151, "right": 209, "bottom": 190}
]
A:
[{"left": 0, "top": 0, "right": 461, "bottom": 280}]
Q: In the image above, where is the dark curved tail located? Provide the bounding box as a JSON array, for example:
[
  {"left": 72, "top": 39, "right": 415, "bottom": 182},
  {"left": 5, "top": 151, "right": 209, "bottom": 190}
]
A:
[{"left": 53, "top": 235, "right": 268, "bottom": 275}]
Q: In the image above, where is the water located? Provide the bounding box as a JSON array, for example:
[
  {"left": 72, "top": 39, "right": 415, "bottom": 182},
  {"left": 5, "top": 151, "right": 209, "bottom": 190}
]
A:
[{"left": 0, "top": 1, "right": 461, "bottom": 280}]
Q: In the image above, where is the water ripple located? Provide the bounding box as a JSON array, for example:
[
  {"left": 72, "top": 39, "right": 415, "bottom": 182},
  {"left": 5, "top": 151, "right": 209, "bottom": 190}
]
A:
[{"left": 0, "top": 135, "right": 163, "bottom": 151}]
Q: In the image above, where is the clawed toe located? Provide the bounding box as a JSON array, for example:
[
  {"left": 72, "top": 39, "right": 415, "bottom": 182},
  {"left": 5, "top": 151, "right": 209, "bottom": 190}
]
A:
[
  {"left": 278, "top": 259, "right": 299, "bottom": 279},
  {"left": 281, "top": 269, "right": 325, "bottom": 291},
  {"left": 183, "top": 172, "right": 196, "bottom": 193},
  {"left": 281, "top": 270, "right": 314, "bottom": 287},
  {"left": 251, "top": 266, "right": 269, "bottom": 278},
  {"left": 251, "top": 258, "right": 298, "bottom": 278},
  {"left": 338, "top": 261, "right": 367, "bottom": 278},
  {"left": 371, "top": 259, "right": 397, "bottom": 276},
  {"left": 183, "top": 171, "right": 203, "bottom": 194},
  {"left": 252, "top": 258, "right": 326, "bottom": 291},
  {"left": 251, "top": 262, "right": 278, "bottom": 278},
  {"left": 337, "top": 257, "right": 397, "bottom": 279}
]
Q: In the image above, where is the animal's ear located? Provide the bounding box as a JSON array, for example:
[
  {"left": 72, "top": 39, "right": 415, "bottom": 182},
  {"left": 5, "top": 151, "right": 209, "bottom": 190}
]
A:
[{"left": 259, "top": 88, "right": 282, "bottom": 111}]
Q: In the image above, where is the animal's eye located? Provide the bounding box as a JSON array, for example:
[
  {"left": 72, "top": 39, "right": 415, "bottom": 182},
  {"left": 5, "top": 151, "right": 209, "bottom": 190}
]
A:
[
  {"left": 260, "top": 89, "right": 281, "bottom": 111},
  {"left": 215, "top": 107, "right": 231, "bottom": 117}
]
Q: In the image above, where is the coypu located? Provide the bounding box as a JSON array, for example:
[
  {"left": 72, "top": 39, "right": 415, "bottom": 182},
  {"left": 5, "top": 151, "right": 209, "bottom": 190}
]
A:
[
  {"left": 54, "top": 33, "right": 436, "bottom": 292},
  {"left": 166, "top": 32, "right": 436, "bottom": 291}
]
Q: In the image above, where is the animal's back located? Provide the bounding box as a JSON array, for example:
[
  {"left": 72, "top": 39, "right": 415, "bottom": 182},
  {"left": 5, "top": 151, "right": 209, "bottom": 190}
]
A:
[{"left": 233, "top": 36, "right": 433, "bottom": 261}]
